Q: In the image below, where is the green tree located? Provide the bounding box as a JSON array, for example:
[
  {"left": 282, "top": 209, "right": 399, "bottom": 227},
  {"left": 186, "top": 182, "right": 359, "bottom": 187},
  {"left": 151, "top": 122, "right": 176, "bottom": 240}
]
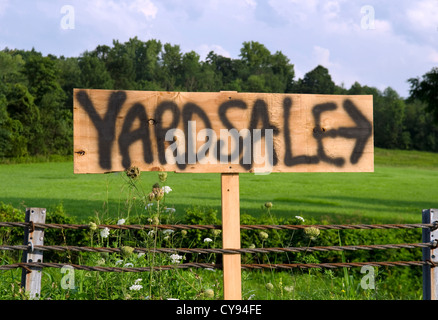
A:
[
  {"left": 373, "top": 87, "right": 407, "bottom": 149},
  {"left": 22, "top": 53, "right": 72, "bottom": 155},
  {"left": 245, "top": 74, "right": 267, "bottom": 92},
  {"left": 205, "top": 52, "right": 243, "bottom": 90},
  {"left": 57, "top": 56, "right": 81, "bottom": 108},
  {"left": 269, "top": 51, "right": 295, "bottom": 93},
  {"left": 160, "top": 43, "right": 183, "bottom": 91},
  {"left": 78, "top": 52, "right": 114, "bottom": 89},
  {"left": 403, "top": 99, "right": 438, "bottom": 152},
  {"left": 124, "top": 37, "right": 162, "bottom": 85},
  {"left": 0, "top": 51, "right": 25, "bottom": 85},
  {"left": 5, "top": 83, "right": 41, "bottom": 156},
  {"left": 239, "top": 41, "right": 271, "bottom": 75},
  {"left": 408, "top": 67, "right": 438, "bottom": 123},
  {"left": 295, "top": 65, "right": 336, "bottom": 94},
  {"left": 22, "top": 54, "right": 64, "bottom": 105},
  {"left": 0, "top": 51, "right": 27, "bottom": 157},
  {"left": 105, "top": 40, "right": 136, "bottom": 90},
  {"left": 181, "top": 50, "right": 201, "bottom": 91}
]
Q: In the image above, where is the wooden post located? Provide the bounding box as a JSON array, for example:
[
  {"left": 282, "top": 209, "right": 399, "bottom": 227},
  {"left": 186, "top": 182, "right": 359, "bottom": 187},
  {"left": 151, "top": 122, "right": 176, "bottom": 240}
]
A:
[
  {"left": 221, "top": 173, "right": 241, "bottom": 300},
  {"left": 423, "top": 209, "right": 438, "bottom": 300},
  {"left": 21, "top": 208, "right": 46, "bottom": 299}
]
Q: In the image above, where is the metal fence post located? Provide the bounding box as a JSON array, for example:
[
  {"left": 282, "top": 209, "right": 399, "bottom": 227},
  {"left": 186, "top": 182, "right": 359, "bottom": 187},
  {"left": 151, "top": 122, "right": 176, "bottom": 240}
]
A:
[
  {"left": 422, "top": 208, "right": 438, "bottom": 300},
  {"left": 21, "top": 208, "right": 46, "bottom": 299}
]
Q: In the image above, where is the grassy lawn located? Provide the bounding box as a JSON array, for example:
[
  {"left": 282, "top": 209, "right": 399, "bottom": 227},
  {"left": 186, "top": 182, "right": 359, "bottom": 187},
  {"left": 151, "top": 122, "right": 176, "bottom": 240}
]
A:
[
  {"left": 0, "top": 148, "right": 437, "bottom": 224},
  {"left": 1, "top": 147, "right": 436, "bottom": 300}
]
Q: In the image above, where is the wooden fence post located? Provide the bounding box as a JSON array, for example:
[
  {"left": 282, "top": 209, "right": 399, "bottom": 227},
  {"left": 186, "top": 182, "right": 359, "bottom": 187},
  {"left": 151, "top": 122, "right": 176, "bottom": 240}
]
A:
[
  {"left": 21, "top": 208, "right": 46, "bottom": 299},
  {"left": 221, "top": 173, "right": 242, "bottom": 300},
  {"left": 422, "top": 208, "right": 438, "bottom": 300}
]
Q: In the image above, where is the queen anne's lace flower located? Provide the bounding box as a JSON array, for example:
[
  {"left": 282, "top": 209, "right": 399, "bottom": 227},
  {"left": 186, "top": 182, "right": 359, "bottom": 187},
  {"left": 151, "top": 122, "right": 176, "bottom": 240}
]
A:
[
  {"left": 100, "top": 227, "right": 110, "bottom": 238},
  {"left": 259, "top": 231, "right": 269, "bottom": 240},
  {"left": 129, "top": 284, "right": 143, "bottom": 291},
  {"left": 170, "top": 254, "right": 183, "bottom": 263},
  {"left": 304, "top": 227, "right": 320, "bottom": 241}
]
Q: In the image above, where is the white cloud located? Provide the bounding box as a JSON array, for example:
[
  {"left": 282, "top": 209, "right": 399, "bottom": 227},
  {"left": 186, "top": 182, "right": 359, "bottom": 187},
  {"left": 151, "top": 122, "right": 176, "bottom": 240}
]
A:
[
  {"left": 129, "top": 0, "right": 158, "bottom": 20},
  {"left": 74, "top": 0, "right": 157, "bottom": 47},
  {"left": 0, "top": 0, "right": 436, "bottom": 98},
  {"left": 322, "top": 1, "right": 341, "bottom": 20},
  {"left": 83, "top": 0, "right": 157, "bottom": 21},
  {"left": 428, "top": 49, "right": 438, "bottom": 63},
  {"left": 196, "top": 44, "right": 231, "bottom": 60},
  {"left": 406, "top": 0, "right": 438, "bottom": 32},
  {"left": 313, "top": 46, "right": 333, "bottom": 68},
  {"left": 268, "top": 0, "right": 319, "bottom": 22},
  {"left": 374, "top": 19, "right": 393, "bottom": 34}
]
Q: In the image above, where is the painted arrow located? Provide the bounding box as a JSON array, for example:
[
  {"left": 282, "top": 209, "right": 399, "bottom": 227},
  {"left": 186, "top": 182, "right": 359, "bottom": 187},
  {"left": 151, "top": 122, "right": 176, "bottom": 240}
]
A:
[{"left": 312, "top": 99, "right": 373, "bottom": 167}]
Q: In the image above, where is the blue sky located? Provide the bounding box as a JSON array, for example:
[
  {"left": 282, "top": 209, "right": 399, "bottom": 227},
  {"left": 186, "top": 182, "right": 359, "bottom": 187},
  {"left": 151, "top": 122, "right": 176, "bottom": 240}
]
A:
[{"left": 0, "top": 0, "right": 437, "bottom": 98}]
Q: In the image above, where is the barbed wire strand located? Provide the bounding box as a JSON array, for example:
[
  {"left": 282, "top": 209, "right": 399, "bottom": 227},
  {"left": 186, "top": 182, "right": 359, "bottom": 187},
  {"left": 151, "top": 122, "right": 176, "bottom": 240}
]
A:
[
  {"left": 0, "top": 221, "right": 435, "bottom": 231},
  {"left": 0, "top": 242, "right": 436, "bottom": 255},
  {"left": 2, "top": 221, "right": 436, "bottom": 274},
  {"left": 1, "top": 260, "right": 435, "bottom": 273}
]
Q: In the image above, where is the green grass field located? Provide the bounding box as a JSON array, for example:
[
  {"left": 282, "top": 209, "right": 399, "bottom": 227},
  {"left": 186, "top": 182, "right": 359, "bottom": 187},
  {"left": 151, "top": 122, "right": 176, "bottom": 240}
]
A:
[
  {"left": 0, "top": 148, "right": 437, "bottom": 224},
  {"left": 1, "top": 147, "right": 437, "bottom": 300}
]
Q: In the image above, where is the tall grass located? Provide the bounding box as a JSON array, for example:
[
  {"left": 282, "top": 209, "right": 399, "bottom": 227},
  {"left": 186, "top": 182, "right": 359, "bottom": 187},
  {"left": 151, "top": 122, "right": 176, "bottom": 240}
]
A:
[{"left": 0, "top": 147, "right": 435, "bottom": 300}]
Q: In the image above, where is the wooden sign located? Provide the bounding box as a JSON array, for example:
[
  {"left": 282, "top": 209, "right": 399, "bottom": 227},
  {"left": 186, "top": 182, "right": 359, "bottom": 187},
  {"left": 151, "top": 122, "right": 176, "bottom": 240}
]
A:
[{"left": 73, "top": 89, "right": 373, "bottom": 174}]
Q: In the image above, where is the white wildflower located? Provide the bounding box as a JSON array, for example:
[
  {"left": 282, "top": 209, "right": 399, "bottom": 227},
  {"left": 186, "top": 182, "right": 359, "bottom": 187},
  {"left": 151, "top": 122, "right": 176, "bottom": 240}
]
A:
[
  {"left": 295, "top": 216, "right": 305, "bottom": 222},
  {"left": 165, "top": 208, "right": 176, "bottom": 213},
  {"left": 162, "top": 186, "right": 172, "bottom": 194},
  {"left": 117, "top": 219, "right": 126, "bottom": 225},
  {"left": 134, "top": 278, "right": 142, "bottom": 285},
  {"left": 115, "top": 260, "right": 123, "bottom": 265},
  {"left": 204, "top": 238, "right": 213, "bottom": 243},
  {"left": 124, "top": 263, "right": 134, "bottom": 267},
  {"left": 259, "top": 231, "right": 269, "bottom": 240},
  {"left": 170, "top": 254, "right": 183, "bottom": 263},
  {"left": 145, "top": 203, "right": 154, "bottom": 209},
  {"left": 100, "top": 227, "right": 110, "bottom": 238},
  {"left": 129, "top": 284, "right": 143, "bottom": 291},
  {"left": 163, "top": 229, "right": 174, "bottom": 235},
  {"left": 284, "top": 285, "right": 294, "bottom": 292}
]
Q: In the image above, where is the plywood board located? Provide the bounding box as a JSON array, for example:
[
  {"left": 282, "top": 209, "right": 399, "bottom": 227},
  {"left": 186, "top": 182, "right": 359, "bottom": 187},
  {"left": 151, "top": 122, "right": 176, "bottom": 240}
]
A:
[{"left": 73, "top": 89, "right": 373, "bottom": 174}]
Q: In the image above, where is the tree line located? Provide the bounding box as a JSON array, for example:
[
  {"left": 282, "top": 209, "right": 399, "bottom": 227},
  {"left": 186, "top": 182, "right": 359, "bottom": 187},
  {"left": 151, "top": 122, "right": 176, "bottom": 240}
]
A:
[{"left": 0, "top": 37, "right": 437, "bottom": 159}]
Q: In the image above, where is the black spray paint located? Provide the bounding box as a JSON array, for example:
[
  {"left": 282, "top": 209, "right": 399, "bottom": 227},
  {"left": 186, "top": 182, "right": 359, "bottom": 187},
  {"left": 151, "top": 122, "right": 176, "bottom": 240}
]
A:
[{"left": 75, "top": 91, "right": 372, "bottom": 170}]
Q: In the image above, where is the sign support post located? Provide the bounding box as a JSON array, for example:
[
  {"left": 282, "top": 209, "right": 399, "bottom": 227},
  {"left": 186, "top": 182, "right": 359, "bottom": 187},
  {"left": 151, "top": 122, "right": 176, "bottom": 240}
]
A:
[{"left": 221, "top": 173, "right": 241, "bottom": 300}]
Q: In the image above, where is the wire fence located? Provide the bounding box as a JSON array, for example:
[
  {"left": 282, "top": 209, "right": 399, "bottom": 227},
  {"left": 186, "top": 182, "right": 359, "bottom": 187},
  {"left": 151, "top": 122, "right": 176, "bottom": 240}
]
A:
[{"left": 1, "top": 220, "right": 437, "bottom": 272}]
